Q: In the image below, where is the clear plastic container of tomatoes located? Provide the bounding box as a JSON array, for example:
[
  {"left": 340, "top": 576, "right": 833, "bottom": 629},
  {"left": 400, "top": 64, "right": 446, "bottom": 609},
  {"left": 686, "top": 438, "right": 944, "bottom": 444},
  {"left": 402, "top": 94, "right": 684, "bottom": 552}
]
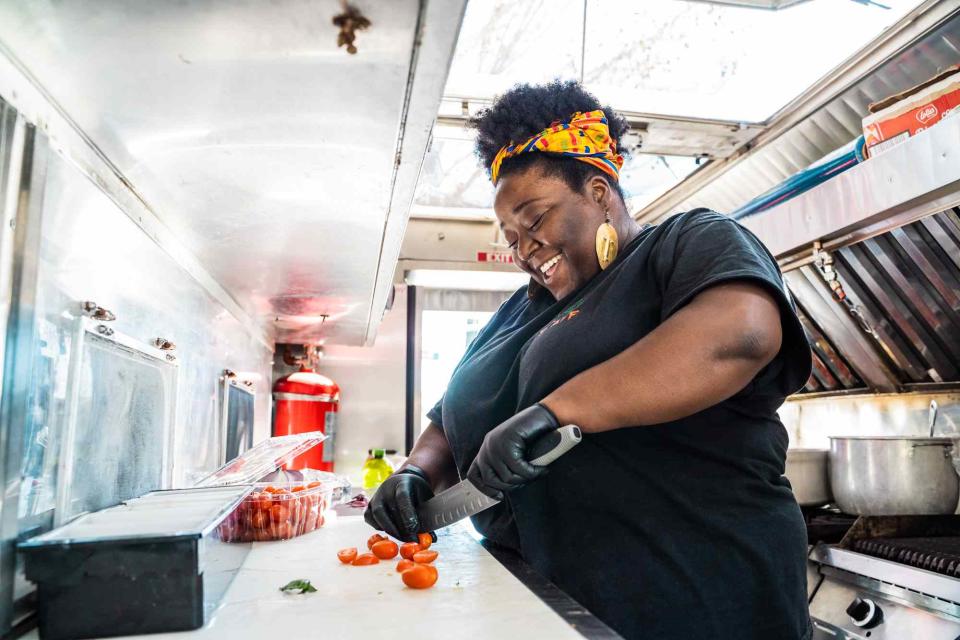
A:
[
  {"left": 192, "top": 432, "right": 342, "bottom": 543},
  {"left": 217, "top": 475, "right": 338, "bottom": 542}
]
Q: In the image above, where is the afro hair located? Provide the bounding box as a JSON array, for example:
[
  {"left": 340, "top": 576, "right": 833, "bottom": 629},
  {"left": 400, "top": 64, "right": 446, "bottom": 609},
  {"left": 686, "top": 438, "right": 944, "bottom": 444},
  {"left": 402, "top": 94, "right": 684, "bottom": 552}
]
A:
[{"left": 471, "top": 80, "right": 630, "bottom": 199}]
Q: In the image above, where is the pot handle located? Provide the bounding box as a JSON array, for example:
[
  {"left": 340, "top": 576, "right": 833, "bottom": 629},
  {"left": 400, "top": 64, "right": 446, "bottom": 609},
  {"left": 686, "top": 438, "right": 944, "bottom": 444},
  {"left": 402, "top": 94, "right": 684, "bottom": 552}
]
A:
[{"left": 950, "top": 442, "right": 960, "bottom": 473}]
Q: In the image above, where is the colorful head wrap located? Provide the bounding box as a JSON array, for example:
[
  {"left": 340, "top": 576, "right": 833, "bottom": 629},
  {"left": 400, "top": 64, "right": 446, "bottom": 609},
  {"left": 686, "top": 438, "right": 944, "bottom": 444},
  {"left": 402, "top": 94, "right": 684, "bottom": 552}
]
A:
[{"left": 488, "top": 110, "right": 624, "bottom": 186}]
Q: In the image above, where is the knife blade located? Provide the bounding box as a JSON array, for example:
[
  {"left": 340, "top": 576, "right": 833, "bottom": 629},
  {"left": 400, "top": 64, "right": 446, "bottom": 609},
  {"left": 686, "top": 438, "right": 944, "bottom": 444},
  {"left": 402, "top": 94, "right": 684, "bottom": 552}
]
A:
[{"left": 416, "top": 424, "right": 582, "bottom": 532}]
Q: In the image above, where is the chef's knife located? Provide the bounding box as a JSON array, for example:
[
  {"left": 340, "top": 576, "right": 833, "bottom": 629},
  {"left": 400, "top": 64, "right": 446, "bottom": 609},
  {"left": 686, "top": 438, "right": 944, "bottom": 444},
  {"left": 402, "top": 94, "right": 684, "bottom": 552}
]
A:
[{"left": 416, "top": 425, "right": 582, "bottom": 532}]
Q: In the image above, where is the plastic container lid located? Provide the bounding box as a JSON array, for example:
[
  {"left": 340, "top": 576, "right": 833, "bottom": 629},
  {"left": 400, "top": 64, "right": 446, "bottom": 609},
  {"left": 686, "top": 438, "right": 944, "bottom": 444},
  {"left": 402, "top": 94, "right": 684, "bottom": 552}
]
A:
[
  {"left": 21, "top": 485, "right": 252, "bottom": 544},
  {"left": 194, "top": 431, "right": 327, "bottom": 487}
]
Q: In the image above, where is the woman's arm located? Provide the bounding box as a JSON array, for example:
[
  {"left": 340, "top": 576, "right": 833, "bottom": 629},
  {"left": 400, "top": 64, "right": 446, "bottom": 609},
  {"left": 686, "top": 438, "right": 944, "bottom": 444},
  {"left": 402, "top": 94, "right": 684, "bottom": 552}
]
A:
[
  {"left": 542, "top": 281, "right": 783, "bottom": 433},
  {"left": 400, "top": 422, "right": 460, "bottom": 492}
]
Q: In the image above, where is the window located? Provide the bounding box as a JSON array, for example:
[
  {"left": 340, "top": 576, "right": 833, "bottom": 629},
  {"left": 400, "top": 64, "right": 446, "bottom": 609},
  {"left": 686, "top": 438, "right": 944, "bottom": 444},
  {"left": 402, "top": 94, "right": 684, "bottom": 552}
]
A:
[
  {"left": 444, "top": 0, "right": 925, "bottom": 122},
  {"left": 420, "top": 310, "right": 495, "bottom": 434}
]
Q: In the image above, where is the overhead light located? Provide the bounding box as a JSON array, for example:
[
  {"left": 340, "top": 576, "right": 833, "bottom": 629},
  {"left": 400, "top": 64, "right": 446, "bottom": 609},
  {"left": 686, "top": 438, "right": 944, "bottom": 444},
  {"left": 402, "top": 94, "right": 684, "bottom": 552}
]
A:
[
  {"left": 409, "top": 205, "right": 495, "bottom": 221},
  {"left": 706, "top": 0, "right": 890, "bottom": 7},
  {"left": 405, "top": 269, "right": 528, "bottom": 292},
  {"left": 686, "top": 0, "right": 810, "bottom": 8}
]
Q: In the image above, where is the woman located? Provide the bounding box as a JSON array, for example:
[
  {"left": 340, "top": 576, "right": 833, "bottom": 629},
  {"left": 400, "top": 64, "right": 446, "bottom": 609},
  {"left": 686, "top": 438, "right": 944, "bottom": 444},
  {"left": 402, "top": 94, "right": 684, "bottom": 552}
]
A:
[{"left": 366, "top": 80, "right": 813, "bottom": 640}]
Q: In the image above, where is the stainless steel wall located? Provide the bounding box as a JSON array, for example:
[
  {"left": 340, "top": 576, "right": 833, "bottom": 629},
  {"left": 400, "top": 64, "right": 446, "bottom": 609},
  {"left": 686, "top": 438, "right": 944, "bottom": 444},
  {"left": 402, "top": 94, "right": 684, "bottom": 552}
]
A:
[
  {"left": 782, "top": 392, "right": 960, "bottom": 449},
  {"left": 18, "top": 150, "right": 273, "bottom": 529},
  {"left": 0, "top": 100, "right": 43, "bottom": 633}
]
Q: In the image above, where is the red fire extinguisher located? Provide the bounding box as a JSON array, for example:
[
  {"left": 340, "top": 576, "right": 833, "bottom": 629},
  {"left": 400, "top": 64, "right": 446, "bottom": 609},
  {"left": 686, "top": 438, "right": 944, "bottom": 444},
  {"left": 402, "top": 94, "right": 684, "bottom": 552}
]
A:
[{"left": 273, "top": 366, "right": 340, "bottom": 471}]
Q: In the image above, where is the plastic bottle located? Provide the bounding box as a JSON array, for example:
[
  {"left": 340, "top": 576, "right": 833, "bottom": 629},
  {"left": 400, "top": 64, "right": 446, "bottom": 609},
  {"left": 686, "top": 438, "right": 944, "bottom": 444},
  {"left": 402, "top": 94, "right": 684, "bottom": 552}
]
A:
[{"left": 362, "top": 449, "right": 394, "bottom": 492}]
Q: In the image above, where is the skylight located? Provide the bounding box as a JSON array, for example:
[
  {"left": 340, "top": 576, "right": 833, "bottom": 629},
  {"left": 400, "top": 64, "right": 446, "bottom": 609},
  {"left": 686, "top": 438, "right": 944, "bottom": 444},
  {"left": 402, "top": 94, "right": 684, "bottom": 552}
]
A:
[
  {"left": 411, "top": 127, "right": 702, "bottom": 219},
  {"left": 411, "top": 126, "right": 494, "bottom": 219},
  {"left": 444, "top": 0, "right": 924, "bottom": 122}
]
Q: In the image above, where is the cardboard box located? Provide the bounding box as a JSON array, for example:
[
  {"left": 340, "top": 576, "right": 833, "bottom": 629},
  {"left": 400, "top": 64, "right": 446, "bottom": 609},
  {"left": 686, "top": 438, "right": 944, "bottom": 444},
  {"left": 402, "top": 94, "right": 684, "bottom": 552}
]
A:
[{"left": 862, "top": 65, "right": 960, "bottom": 157}]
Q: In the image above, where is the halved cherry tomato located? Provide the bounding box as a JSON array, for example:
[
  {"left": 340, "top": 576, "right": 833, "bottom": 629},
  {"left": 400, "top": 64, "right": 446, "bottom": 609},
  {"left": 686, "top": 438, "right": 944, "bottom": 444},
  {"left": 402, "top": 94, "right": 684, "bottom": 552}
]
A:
[
  {"left": 352, "top": 553, "right": 380, "bottom": 566},
  {"left": 271, "top": 504, "right": 289, "bottom": 524},
  {"left": 367, "top": 533, "right": 387, "bottom": 550},
  {"left": 396, "top": 559, "right": 415, "bottom": 573},
  {"left": 250, "top": 510, "right": 268, "bottom": 529},
  {"left": 337, "top": 547, "right": 358, "bottom": 564},
  {"left": 371, "top": 540, "right": 399, "bottom": 560},
  {"left": 417, "top": 532, "right": 434, "bottom": 550},
  {"left": 399, "top": 542, "right": 420, "bottom": 560},
  {"left": 402, "top": 563, "right": 438, "bottom": 589},
  {"left": 412, "top": 549, "right": 438, "bottom": 564}
]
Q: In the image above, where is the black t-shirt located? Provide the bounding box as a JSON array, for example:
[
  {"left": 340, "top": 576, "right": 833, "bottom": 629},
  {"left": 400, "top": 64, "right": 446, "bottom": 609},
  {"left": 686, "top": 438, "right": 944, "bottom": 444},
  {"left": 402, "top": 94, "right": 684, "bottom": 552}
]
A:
[
  {"left": 429, "top": 210, "right": 813, "bottom": 640},
  {"left": 428, "top": 281, "right": 565, "bottom": 548}
]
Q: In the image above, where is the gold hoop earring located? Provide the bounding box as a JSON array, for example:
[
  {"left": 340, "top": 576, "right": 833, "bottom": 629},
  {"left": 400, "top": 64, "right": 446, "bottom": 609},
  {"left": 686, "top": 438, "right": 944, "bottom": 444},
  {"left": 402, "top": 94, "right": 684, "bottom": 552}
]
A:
[{"left": 595, "top": 208, "right": 618, "bottom": 270}]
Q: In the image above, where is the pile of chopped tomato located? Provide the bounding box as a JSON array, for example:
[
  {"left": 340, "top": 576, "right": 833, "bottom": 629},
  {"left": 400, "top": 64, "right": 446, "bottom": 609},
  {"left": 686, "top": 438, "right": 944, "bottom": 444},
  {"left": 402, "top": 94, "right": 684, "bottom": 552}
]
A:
[
  {"left": 338, "top": 532, "right": 439, "bottom": 589},
  {"left": 218, "top": 481, "right": 328, "bottom": 543}
]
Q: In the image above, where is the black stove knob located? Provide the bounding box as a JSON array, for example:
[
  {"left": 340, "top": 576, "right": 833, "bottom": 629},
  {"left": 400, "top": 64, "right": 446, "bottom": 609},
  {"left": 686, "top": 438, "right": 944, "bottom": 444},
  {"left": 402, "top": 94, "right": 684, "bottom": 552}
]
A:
[{"left": 846, "top": 597, "right": 883, "bottom": 629}]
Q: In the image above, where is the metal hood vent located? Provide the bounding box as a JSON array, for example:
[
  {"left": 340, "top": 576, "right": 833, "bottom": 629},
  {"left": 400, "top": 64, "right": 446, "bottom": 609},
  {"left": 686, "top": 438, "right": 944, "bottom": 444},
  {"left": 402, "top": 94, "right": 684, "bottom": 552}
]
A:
[
  {"left": 788, "top": 208, "right": 960, "bottom": 394},
  {"left": 794, "top": 304, "right": 864, "bottom": 394}
]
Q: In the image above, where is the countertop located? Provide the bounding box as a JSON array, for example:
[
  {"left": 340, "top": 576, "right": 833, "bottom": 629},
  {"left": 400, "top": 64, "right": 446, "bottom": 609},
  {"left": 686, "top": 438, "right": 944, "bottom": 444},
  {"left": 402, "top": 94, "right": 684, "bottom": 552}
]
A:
[{"left": 25, "top": 511, "right": 621, "bottom": 639}]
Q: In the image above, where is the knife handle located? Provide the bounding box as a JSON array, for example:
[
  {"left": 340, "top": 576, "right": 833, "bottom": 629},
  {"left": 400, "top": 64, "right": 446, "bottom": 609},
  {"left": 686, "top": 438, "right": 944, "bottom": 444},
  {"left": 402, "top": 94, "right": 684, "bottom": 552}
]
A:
[{"left": 528, "top": 425, "right": 582, "bottom": 466}]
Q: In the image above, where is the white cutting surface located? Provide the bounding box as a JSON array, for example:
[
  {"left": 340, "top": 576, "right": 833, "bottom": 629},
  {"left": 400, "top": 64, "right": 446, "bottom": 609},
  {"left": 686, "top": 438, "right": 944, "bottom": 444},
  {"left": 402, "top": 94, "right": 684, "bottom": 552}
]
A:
[{"left": 28, "top": 512, "right": 585, "bottom": 640}]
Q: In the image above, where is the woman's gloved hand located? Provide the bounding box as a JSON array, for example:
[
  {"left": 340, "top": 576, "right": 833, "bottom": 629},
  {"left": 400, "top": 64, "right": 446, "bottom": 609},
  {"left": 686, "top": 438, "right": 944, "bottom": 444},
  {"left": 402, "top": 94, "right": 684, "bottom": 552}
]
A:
[
  {"left": 466, "top": 403, "right": 559, "bottom": 499},
  {"left": 363, "top": 465, "right": 433, "bottom": 542}
]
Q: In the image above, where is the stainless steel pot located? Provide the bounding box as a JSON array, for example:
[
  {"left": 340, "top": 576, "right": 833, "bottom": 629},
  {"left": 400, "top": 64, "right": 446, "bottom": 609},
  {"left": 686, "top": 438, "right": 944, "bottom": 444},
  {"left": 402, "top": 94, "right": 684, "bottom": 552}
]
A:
[
  {"left": 784, "top": 448, "right": 831, "bottom": 507},
  {"left": 829, "top": 436, "right": 960, "bottom": 515}
]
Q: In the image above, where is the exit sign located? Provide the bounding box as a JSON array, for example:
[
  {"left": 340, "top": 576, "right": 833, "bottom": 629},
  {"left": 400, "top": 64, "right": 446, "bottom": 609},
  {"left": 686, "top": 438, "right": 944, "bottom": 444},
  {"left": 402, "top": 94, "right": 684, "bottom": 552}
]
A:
[{"left": 477, "top": 251, "right": 514, "bottom": 264}]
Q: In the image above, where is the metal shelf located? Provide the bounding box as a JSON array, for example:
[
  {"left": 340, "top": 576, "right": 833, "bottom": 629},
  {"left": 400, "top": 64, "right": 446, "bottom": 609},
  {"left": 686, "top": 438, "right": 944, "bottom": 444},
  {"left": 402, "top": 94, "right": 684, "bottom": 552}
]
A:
[{"left": 742, "top": 116, "right": 960, "bottom": 262}]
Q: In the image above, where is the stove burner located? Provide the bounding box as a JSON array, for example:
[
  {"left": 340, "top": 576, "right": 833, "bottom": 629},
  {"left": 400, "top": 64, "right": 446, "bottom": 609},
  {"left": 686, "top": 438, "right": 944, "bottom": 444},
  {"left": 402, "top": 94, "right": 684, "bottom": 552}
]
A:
[
  {"left": 852, "top": 537, "right": 960, "bottom": 578},
  {"left": 802, "top": 507, "right": 857, "bottom": 545}
]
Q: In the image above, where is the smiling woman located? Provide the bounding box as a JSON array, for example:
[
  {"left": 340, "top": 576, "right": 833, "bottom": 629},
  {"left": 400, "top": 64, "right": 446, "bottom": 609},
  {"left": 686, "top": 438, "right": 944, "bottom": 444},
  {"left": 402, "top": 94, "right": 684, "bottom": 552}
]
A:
[
  {"left": 365, "top": 80, "right": 814, "bottom": 640},
  {"left": 473, "top": 82, "right": 638, "bottom": 299}
]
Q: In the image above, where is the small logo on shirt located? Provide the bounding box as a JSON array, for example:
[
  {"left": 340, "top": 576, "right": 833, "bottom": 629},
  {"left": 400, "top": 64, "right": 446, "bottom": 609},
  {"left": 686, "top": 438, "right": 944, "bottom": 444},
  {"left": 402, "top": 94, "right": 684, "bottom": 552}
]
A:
[{"left": 539, "top": 299, "right": 584, "bottom": 334}]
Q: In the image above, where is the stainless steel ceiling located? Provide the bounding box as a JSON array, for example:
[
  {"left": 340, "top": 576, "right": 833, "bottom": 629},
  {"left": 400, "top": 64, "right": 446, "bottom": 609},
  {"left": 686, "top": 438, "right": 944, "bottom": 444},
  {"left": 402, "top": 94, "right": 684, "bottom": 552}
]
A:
[
  {"left": 0, "top": 1, "right": 465, "bottom": 345},
  {"left": 650, "top": 5, "right": 960, "bottom": 217},
  {"left": 790, "top": 208, "right": 960, "bottom": 394}
]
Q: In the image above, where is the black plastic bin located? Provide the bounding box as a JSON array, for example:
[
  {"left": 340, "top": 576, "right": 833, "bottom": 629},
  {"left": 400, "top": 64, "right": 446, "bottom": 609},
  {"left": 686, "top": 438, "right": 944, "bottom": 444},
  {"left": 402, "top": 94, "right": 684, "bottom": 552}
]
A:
[{"left": 19, "top": 487, "right": 251, "bottom": 640}]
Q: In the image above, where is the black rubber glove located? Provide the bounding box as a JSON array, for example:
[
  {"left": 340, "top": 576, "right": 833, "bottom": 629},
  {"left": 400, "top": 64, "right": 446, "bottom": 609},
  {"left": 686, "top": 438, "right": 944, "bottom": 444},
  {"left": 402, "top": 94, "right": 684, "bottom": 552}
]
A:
[
  {"left": 363, "top": 465, "right": 433, "bottom": 542},
  {"left": 466, "top": 403, "right": 559, "bottom": 499}
]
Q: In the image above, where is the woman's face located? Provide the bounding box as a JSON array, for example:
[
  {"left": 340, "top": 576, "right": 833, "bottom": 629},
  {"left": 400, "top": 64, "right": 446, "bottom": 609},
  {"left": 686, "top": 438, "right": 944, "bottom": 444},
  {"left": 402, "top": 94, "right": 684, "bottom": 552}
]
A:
[{"left": 494, "top": 166, "right": 607, "bottom": 300}]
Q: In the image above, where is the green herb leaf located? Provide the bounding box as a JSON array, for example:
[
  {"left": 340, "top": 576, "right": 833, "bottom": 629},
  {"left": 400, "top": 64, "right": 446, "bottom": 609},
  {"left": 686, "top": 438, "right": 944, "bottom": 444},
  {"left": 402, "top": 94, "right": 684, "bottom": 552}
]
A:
[{"left": 280, "top": 579, "right": 318, "bottom": 594}]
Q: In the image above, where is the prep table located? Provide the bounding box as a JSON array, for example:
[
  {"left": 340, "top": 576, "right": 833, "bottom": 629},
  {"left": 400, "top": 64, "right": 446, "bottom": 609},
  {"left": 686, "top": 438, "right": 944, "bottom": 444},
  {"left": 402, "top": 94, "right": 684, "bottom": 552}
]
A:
[{"left": 22, "top": 510, "right": 620, "bottom": 640}]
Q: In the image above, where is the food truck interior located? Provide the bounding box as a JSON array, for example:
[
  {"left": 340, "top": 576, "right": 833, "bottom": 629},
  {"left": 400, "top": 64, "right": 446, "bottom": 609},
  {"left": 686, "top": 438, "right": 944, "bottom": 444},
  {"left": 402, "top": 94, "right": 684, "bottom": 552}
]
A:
[{"left": 0, "top": 1, "right": 959, "bottom": 638}]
